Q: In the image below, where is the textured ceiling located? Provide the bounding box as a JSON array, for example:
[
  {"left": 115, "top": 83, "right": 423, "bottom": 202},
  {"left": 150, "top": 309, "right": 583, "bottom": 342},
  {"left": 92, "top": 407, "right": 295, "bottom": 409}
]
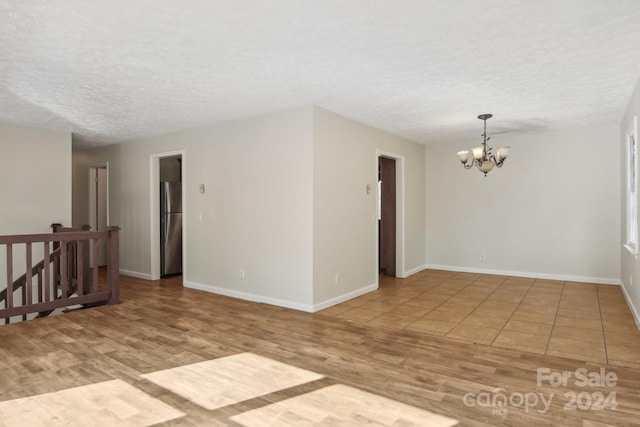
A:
[{"left": 2, "top": 1, "right": 640, "bottom": 148}]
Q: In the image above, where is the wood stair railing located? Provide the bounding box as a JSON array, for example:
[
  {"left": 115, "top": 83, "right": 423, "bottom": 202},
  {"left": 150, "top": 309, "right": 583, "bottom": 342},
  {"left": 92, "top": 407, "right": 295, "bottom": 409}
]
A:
[
  {"left": 0, "top": 245, "right": 62, "bottom": 320},
  {"left": 0, "top": 224, "right": 120, "bottom": 325}
]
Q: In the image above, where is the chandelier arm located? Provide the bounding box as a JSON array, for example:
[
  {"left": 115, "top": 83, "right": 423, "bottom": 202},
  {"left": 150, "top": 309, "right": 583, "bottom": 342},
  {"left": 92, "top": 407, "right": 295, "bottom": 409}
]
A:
[
  {"left": 489, "top": 154, "right": 505, "bottom": 167},
  {"left": 462, "top": 160, "right": 474, "bottom": 169}
]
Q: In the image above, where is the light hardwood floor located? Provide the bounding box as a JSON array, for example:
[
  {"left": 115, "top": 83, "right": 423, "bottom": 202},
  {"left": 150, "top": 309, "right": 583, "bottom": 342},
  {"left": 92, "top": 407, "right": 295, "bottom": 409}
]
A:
[{"left": 0, "top": 270, "right": 639, "bottom": 426}]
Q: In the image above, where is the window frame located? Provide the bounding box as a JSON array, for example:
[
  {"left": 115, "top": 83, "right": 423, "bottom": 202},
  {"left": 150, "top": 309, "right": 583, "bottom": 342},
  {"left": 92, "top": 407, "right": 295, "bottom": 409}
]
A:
[{"left": 625, "top": 116, "right": 638, "bottom": 255}]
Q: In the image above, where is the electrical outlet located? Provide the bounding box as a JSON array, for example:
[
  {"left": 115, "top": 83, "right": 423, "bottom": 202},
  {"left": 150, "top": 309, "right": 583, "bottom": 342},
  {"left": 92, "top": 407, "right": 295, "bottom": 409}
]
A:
[
  {"left": 479, "top": 254, "right": 485, "bottom": 262},
  {"left": 240, "top": 269, "right": 245, "bottom": 279},
  {"left": 335, "top": 274, "right": 340, "bottom": 285}
]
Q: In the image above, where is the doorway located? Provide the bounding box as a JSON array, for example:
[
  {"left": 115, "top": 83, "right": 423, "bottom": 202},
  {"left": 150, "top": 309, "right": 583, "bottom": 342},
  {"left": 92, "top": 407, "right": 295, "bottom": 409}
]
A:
[
  {"left": 149, "top": 150, "right": 186, "bottom": 281},
  {"left": 376, "top": 151, "right": 405, "bottom": 281},
  {"left": 378, "top": 156, "right": 396, "bottom": 277},
  {"left": 89, "top": 163, "right": 109, "bottom": 267},
  {"left": 159, "top": 156, "right": 183, "bottom": 277}
]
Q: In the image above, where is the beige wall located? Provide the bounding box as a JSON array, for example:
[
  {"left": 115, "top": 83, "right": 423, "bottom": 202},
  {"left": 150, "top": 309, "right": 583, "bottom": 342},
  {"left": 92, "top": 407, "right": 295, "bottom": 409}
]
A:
[
  {"left": 425, "top": 125, "right": 620, "bottom": 284},
  {"left": 72, "top": 103, "right": 625, "bottom": 315},
  {"left": 1, "top": 122, "right": 71, "bottom": 289},
  {"left": 73, "top": 106, "right": 315, "bottom": 309},
  {"left": 72, "top": 104, "right": 626, "bottom": 315},
  {"left": 621, "top": 75, "right": 640, "bottom": 325},
  {"left": 72, "top": 105, "right": 427, "bottom": 311},
  {"left": 0, "top": 122, "right": 71, "bottom": 234},
  {"left": 312, "top": 107, "right": 426, "bottom": 307}
]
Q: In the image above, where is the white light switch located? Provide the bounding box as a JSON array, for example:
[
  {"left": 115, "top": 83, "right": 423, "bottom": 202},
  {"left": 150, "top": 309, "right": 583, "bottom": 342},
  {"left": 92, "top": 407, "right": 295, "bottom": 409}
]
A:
[{"left": 199, "top": 184, "right": 205, "bottom": 193}]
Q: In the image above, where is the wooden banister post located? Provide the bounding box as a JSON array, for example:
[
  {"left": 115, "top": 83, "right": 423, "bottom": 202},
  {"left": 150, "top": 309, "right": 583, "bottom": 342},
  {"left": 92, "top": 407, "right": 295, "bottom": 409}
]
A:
[
  {"left": 77, "top": 226, "right": 91, "bottom": 291},
  {"left": 51, "top": 223, "right": 62, "bottom": 254},
  {"left": 7, "top": 244, "right": 13, "bottom": 309},
  {"left": 107, "top": 226, "right": 120, "bottom": 305},
  {"left": 80, "top": 225, "right": 91, "bottom": 291}
]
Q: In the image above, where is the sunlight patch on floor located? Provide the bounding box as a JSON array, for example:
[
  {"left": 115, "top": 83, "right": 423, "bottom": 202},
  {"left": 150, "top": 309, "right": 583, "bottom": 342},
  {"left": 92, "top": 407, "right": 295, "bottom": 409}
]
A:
[
  {"left": 141, "top": 352, "right": 324, "bottom": 410},
  {"left": 231, "top": 384, "right": 459, "bottom": 426},
  {"left": 0, "top": 379, "right": 184, "bottom": 426}
]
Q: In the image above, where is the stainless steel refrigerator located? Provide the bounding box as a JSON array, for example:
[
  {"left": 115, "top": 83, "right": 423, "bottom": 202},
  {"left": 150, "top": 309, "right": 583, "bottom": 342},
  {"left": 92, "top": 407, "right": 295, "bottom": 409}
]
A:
[{"left": 160, "top": 181, "right": 182, "bottom": 277}]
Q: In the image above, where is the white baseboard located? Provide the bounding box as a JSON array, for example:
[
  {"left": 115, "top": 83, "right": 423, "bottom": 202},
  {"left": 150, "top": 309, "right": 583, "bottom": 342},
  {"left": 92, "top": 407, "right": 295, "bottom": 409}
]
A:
[
  {"left": 119, "top": 269, "right": 153, "bottom": 280},
  {"left": 184, "top": 281, "right": 314, "bottom": 313},
  {"left": 425, "top": 264, "right": 621, "bottom": 286},
  {"left": 312, "top": 283, "right": 378, "bottom": 312},
  {"left": 620, "top": 284, "right": 640, "bottom": 330}
]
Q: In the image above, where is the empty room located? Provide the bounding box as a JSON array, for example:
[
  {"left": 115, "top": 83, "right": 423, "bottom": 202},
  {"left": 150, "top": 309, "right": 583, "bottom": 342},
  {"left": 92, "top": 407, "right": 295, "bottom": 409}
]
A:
[{"left": 1, "top": 1, "right": 640, "bottom": 426}]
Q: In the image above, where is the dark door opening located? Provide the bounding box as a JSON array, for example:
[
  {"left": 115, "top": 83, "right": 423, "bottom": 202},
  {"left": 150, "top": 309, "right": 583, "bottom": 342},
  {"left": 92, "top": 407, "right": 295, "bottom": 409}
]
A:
[{"left": 379, "top": 156, "right": 396, "bottom": 277}]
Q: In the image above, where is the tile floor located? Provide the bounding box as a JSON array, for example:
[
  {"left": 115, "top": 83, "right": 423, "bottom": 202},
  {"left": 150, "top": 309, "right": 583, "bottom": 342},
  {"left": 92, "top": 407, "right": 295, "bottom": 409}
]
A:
[{"left": 318, "top": 269, "right": 640, "bottom": 368}]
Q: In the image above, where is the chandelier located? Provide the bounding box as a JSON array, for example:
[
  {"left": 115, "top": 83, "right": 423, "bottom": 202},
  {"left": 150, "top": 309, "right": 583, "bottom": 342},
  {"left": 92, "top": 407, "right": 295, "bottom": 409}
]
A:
[{"left": 457, "top": 114, "right": 510, "bottom": 176}]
